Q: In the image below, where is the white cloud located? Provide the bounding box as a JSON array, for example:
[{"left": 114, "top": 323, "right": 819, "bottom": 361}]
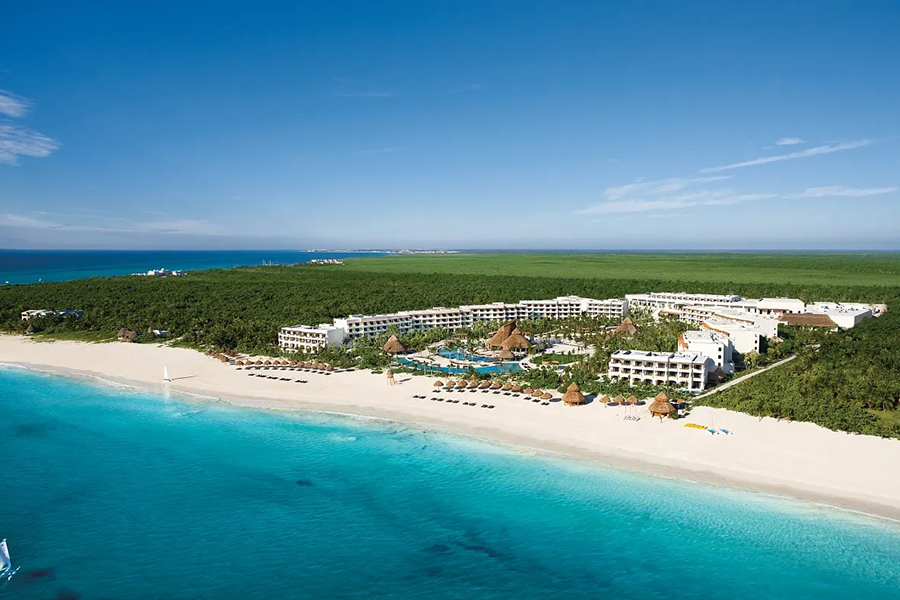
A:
[
  {"left": 0, "top": 124, "right": 60, "bottom": 164},
  {"left": 0, "top": 213, "right": 59, "bottom": 228},
  {"left": 785, "top": 186, "right": 898, "bottom": 199},
  {"left": 699, "top": 139, "right": 870, "bottom": 173},
  {"left": 0, "top": 213, "right": 220, "bottom": 236},
  {"left": 0, "top": 90, "right": 31, "bottom": 117},
  {"left": 774, "top": 137, "right": 806, "bottom": 146},
  {"left": 577, "top": 176, "right": 774, "bottom": 215}
]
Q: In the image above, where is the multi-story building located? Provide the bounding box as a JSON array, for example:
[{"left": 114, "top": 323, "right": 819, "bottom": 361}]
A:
[
  {"left": 607, "top": 350, "right": 714, "bottom": 392},
  {"left": 732, "top": 297, "right": 806, "bottom": 317},
  {"left": 278, "top": 324, "right": 347, "bottom": 352},
  {"left": 279, "top": 295, "right": 627, "bottom": 352},
  {"left": 625, "top": 292, "right": 743, "bottom": 312},
  {"left": 677, "top": 330, "right": 735, "bottom": 375},
  {"left": 700, "top": 320, "right": 763, "bottom": 355}
]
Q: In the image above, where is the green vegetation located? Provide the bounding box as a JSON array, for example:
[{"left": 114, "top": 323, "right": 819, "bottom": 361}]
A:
[
  {"left": 343, "top": 252, "right": 900, "bottom": 288},
  {"left": 1, "top": 252, "right": 898, "bottom": 437}
]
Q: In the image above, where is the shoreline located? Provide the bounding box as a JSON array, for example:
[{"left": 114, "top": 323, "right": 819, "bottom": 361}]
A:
[{"left": 3, "top": 335, "right": 900, "bottom": 524}]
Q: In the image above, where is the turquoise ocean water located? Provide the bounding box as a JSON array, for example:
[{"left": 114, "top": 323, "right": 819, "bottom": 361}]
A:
[
  {"left": 2, "top": 366, "right": 900, "bottom": 599},
  {"left": 0, "top": 250, "right": 391, "bottom": 285}
]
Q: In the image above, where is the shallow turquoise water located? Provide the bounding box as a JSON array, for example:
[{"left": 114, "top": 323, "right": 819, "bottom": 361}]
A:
[{"left": 2, "top": 366, "right": 900, "bottom": 599}]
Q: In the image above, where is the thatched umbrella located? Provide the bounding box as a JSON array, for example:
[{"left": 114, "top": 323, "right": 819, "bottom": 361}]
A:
[
  {"left": 511, "top": 385, "right": 522, "bottom": 393},
  {"left": 561, "top": 382, "right": 586, "bottom": 406},
  {"left": 445, "top": 380, "right": 456, "bottom": 388},
  {"left": 491, "top": 382, "right": 502, "bottom": 389},
  {"left": 434, "top": 380, "right": 444, "bottom": 387},
  {"left": 541, "top": 392, "right": 553, "bottom": 401},
  {"left": 502, "top": 383, "right": 512, "bottom": 391},
  {"left": 479, "top": 381, "right": 491, "bottom": 389},
  {"left": 457, "top": 380, "right": 468, "bottom": 388},
  {"left": 219, "top": 355, "right": 229, "bottom": 363},
  {"left": 610, "top": 395, "right": 624, "bottom": 405},
  {"left": 531, "top": 389, "right": 543, "bottom": 397},
  {"left": 626, "top": 395, "right": 638, "bottom": 405},
  {"left": 649, "top": 391, "right": 676, "bottom": 420},
  {"left": 523, "top": 387, "right": 533, "bottom": 395},
  {"left": 264, "top": 359, "right": 272, "bottom": 366},
  {"left": 468, "top": 379, "right": 479, "bottom": 388},
  {"left": 382, "top": 335, "right": 407, "bottom": 354},
  {"left": 327, "top": 365, "right": 335, "bottom": 371},
  {"left": 290, "top": 360, "right": 299, "bottom": 367},
  {"left": 599, "top": 395, "right": 610, "bottom": 404},
  {"left": 498, "top": 348, "right": 514, "bottom": 360}
]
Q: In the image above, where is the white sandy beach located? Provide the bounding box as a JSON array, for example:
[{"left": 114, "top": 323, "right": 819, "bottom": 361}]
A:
[{"left": 3, "top": 334, "right": 900, "bottom": 521}]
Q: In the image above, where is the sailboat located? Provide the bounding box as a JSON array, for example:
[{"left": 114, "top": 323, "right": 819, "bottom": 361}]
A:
[
  {"left": 0, "top": 539, "right": 20, "bottom": 582},
  {"left": 164, "top": 366, "right": 171, "bottom": 382}
]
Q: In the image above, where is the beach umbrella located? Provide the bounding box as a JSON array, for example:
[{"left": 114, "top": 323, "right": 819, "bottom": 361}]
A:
[
  {"left": 511, "top": 385, "right": 522, "bottom": 393},
  {"left": 627, "top": 395, "right": 638, "bottom": 405},
  {"left": 523, "top": 387, "right": 533, "bottom": 395},
  {"left": 599, "top": 395, "right": 610, "bottom": 405},
  {"left": 531, "top": 389, "right": 543, "bottom": 397},
  {"left": 434, "top": 380, "right": 444, "bottom": 387},
  {"left": 561, "top": 382, "right": 586, "bottom": 406},
  {"left": 541, "top": 392, "right": 553, "bottom": 400},
  {"left": 468, "top": 379, "right": 479, "bottom": 388},
  {"left": 479, "top": 381, "right": 491, "bottom": 389},
  {"left": 491, "top": 382, "right": 502, "bottom": 389},
  {"left": 457, "top": 380, "right": 468, "bottom": 388},
  {"left": 502, "top": 383, "right": 512, "bottom": 391},
  {"left": 610, "top": 395, "right": 624, "bottom": 406}
]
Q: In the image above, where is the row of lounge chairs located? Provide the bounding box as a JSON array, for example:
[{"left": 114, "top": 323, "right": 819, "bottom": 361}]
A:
[
  {"left": 246, "top": 373, "right": 308, "bottom": 384},
  {"left": 414, "top": 395, "right": 495, "bottom": 409},
  {"left": 240, "top": 365, "right": 333, "bottom": 375}
]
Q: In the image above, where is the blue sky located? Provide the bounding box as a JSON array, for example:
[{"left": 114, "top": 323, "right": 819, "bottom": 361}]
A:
[{"left": 1, "top": 1, "right": 898, "bottom": 250}]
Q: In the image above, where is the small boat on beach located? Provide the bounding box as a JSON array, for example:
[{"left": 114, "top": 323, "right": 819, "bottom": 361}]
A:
[{"left": 1, "top": 539, "right": 20, "bottom": 582}]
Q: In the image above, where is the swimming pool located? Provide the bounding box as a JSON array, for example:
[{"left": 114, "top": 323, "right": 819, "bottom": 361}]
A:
[{"left": 395, "top": 357, "right": 523, "bottom": 375}]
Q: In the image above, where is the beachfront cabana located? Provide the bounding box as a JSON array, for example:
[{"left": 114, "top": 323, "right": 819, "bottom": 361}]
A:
[
  {"left": 382, "top": 335, "right": 408, "bottom": 354},
  {"left": 562, "top": 382, "right": 586, "bottom": 406},
  {"left": 649, "top": 391, "right": 676, "bottom": 420}
]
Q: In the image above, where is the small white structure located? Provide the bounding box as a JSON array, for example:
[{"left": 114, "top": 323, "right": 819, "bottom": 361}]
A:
[
  {"left": 21, "top": 309, "right": 83, "bottom": 321},
  {"left": 607, "top": 350, "right": 714, "bottom": 392},
  {"left": 678, "top": 330, "right": 735, "bottom": 375}
]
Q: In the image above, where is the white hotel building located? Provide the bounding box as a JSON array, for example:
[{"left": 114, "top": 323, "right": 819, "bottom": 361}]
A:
[
  {"left": 279, "top": 296, "right": 627, "bottom": 352},
  {"left": 607, "top": 350, "right": 714, "bottom": 392}
]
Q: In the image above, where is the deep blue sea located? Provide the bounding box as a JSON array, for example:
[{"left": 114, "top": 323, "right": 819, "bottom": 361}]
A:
[
  {"left": 0, "top": 250, "right": 391, "bottom": 285},
  {"left": 3, "top": 367, "right": 900, "bottom": 599}
]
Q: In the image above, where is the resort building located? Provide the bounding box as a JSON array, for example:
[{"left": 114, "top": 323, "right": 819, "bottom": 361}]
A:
[
  {"left": 278, "top": 324, "right": 348, "bottom": 352},
  {"left": 700, "top": 320, "right": 763, "bottom": 355},
  {"left": 678, "top": 330, "right": 735, "bottom": 375},
  {"left": 279, "top": 295, "right": 627, "bottom": 352},
  {"left": 733, "top": 297, "right": 806, "bottom": 317},
  {"left": 625, "top": 292, "right": 743, "bottom": 312},
  {"left": 607, "top": 350, "right": 714, "bottom": 392},
  {"left": 805, "top": 302, "right": 873, "bottom": 328}
]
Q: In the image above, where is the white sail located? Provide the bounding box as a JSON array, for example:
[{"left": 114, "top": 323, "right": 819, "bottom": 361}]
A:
[
  {"left": 0, "top": 539, "right": 11, "bottom": 571},
  {"left": 164, "top": 366, "right": 170, "bottom": 382}
]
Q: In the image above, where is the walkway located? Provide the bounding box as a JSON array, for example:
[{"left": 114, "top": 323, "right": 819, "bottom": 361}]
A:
[{"left": 696, "top": 354, "right": 798, "bottom": 399}]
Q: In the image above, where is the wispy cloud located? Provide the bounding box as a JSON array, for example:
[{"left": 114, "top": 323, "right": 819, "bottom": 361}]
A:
[
  {"left": 333, "top": 91, "right": 395, "bottom": 98},
  {"left": 0, "top": 90, "right": 31, "bottom": 117},
  {"left": 0, "top": 90, "right": 60, "bottom": 165},
  {"left": 774, "top": 137, "right": 807, "bottom": 146},
  {"left": 785, "top": 186, "right": 898, "bottom": 199},
  {"left": 577, "top": 176, "right": 774, "bottom": 215},
  {"left": 699, "top": 139, "right": 871, "bottom": 173},
  {"left": 0, "top": 213, "right": 221, "bottom": 236},
  {"left": 0, "top": 124, "right": 60, "bottom": 165}
]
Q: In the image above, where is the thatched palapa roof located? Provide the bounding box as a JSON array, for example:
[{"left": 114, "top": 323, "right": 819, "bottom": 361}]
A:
[
  {"left": 486, "top": 319, "right": 517, "bottom": 348},
  {"left": 541, "top": 392, "right": 553, "bottom": 400},
  {"left": 382, "top": 335, "right": 407, "bottom": 354},
  {"left": 648, "top": 391, "right": 676, "bottom": 418},
  {"left": 498, "top": 348, "right": 514, "bottom": 360},
  {"left": 613, "top": 317, "right": 638, "bottom": 337},
  {"left": 511, "top": 385, "right": 522, "bottom": 392},
  {"left": 562, "top": 382, "right": 586, "bottom": 406},
  {"left": 501, "top": 328, "right": 532, "bottom": 350},
  {"left": 778, "top": 314, "right": 838, "bottom": 328},
  {"left": 434, "top": 380, "right": 444, "bottom": 387}
]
